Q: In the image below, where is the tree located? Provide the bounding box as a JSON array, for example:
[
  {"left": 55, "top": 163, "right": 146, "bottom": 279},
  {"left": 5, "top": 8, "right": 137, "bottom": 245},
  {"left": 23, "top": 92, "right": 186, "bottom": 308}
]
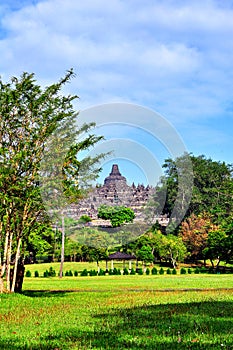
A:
[
  {"left": 97, "top": 205, "right": 135, "bottom": 227},
  {"left": 0, "top": 70, "right": 104, "bottom": 292},
  {"left": 146, "top": 154, "right": 233, "bottom": 230},
  {"left": 137, "top": 245, "right": 154, "bottom": 268},
  {"left": 179, "top": 213, "right": 218, "bottom": 262}
]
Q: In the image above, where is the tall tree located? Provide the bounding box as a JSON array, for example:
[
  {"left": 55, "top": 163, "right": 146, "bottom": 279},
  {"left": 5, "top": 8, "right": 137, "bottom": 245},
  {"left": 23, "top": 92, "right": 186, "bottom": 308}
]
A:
[{"left": 0, "top": 70, "right": 104, "bottom": 292}]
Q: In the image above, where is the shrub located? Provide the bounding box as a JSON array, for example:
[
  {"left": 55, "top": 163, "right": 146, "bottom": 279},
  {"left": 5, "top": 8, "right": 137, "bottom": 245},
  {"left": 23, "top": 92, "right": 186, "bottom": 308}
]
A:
[
  {"left": 123, "top": 268, "right": 129, "bottom": 275},
  {"left": 25, "top": 270, "right": 31, "bottom": 277},
  {"left": 137, "top": 268, "right": 143, "bottom": 275},
  {"left": 130, "top": 268, "right": 136, "bottom": 275},
  {"left": 65, "top": 271, "right": 69, "bottom": 276},
  {"left": 44, "top": 270, "right": 49, "bottom": 278},
  {"left": 194, "top": 267, "right": 200, "bottom": 274},
  {"left": 98, "top": 269, "right": 105, "bottom": 276},
  {"left": 74, "top": 270, "right": 78, "bottom": 277},
  {"left": 172, "top": 268, "right": 177, "bottom": 275},
  {"left": 34, "top": 270, "right": 39, "bottom": 277},
  {"left": 89, "top": 270, "right": 97, "bottom": 276},
  {"left": 200, "top": 266, "right": 207, "bottom": 274},
  {"left": 80, "top": 269, "right": 88, "bottom": 276},
  {"left": 166, "top": 268, "right": 171, "bottom": 275},
  {"left": 48, "top": 266, "right": 56, "bottom": 277},
  {"left": 188, "top": 268, "right": 192, "bottom": 274},
  {"left": 151, "top": 267, "right": 157, "bottom": 275},
  {"left": 180, "top": 267, "right": 186, "bottom": 275},
  {"left": 208, "top": 267, "right": 215, "bottom": 274},
  {"left": 146, "top": 268, "right": 150, "bottom": 275},
  {"left": 159, "top": 267, "right": 164, "bottom": 275}
]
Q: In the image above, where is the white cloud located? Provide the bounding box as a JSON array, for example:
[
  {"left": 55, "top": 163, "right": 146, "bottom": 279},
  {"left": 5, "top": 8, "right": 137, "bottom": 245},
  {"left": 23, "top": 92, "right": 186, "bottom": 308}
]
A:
[{"left": 0, "top": 0, "right": 233, "bottom": 164}]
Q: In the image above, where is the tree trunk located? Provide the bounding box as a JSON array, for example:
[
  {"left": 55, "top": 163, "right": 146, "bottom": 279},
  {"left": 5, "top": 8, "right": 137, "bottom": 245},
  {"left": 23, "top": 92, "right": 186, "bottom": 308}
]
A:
[
  {"left": 6, "top": 230, "right": 14, "bottom": 291},
  {"left": 11, "top": 237, "right": 22, "bottom": 292},
  {"left": 59, "top": 212, "right": 65, "bottom": 278}
]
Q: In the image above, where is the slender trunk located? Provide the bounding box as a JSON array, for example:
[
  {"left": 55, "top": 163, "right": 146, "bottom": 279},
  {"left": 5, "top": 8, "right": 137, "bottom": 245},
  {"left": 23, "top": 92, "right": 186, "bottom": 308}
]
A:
[
  {"left": 59, "top": 212, "right": 65, "bottom": 278},
  {"left": 11, "top": 237, "right": 22, "bottom": 293},
  {"left": 210, "top": 259, "right": 214, "bottom": 268},
  {"left": 6, "top": 230, "right": 14, "bottom": 291}
]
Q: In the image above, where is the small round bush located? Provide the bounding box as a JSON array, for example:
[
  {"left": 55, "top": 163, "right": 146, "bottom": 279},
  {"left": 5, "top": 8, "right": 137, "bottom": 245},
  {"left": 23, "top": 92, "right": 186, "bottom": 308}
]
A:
[
  {"left": 48, "top": 267, "right": 56, "bottom": 277},
  {"left": 34, "top": 270, "right": 39, "bottom": 278},
  {"left": 89, "top": 269, "right": 97, "bottom": 276},
  {"left": 74, "top": 270, "right": 78, "bottom": 277},
  {"left": 130, "top": 268, "right": 136, "bottom": 275},
  {"left": 180, "top": 267, "right": 186, "bottom": 274},
  {"left": 44, "top": 270, "right": 49, "bottom": 278},
  {"left": 80, "top": 269, "right": 88, "bottom": 276},
  {"left": 159, "top": 267, "right": 164, "bottom": 275},
  {"left": 188, "top": 268, "right": 192, "bottom": 274},
  {"left": 25, "top": 270, "right": 31, "bottom": 277},
  {"left": 194, "top": 267, "right": 200, "bottom": 274},
  {"left": 65, "top": 271, "right": 69, "bottom": 276},
  {"left": 172, "top": 268, "right": 177, "bottom": 275},
  {"left": 200, "top": 266, "right": 207, "bottom": 274},
  {"left": 123, "top": 267, "right": 129, "bottom": 275},
  {"left": 137, "top": 268, "right": 143, "bottom": 275},
  {"left": 146, "top": 268, "right": 150, "bottom": 275},
  {"left": 166, "top": 268, "right": 171, "bottom": 275},
  {"left": 98, "top": 268, "right": 106, "bottom": 276},
  {"left": 151, "top": 267, "right": 157, "bottom": 275}
]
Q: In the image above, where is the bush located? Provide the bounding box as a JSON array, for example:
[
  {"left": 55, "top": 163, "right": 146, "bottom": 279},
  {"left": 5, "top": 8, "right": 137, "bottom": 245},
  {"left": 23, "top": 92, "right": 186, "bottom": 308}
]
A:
[
  {"left": 89, "top": 269, "right": 97, "bottom": 276},
  {"left": 172, "top": 268, "right": 177, "bottom": 275},
  {"left": 65, "top": 271, "right": 69, "bottom": 276},
  {"left": 80, "top": 269, "right": 88, "bottom": 276},
  {"left": 188, "top": 268, "right": 192, "bottom": 274},
  {"left": 34, "top": 270, "right": 39, "bottom": 278},
  {"left": 74, "top": 270, "right": 78, "bottom": 277},
  {"left": 180, "top": 267, "right": 186, "bottom": 274},
  {"left": 166, "top": 268, "right": 171, "bottom": 275},
  {"left": 123, "top": 268, "right": 129, "bottom": 275},
  {"left": 48, "top": 266, "right": 56, "bottom": 277},
  {"left": 137, "top": 268, "right": 143, "bottom": 275},
  {"left": 151, "top": 267, "right": 157, "bottom": 275},
  {"left": 159, "top": 268, "right": 164, "bottom": 275},
  {"left": 200, "top": 266, "right": 207, "bottom": 274},
  {"left": 25, "top": 270, "right": 31, "bottom": 277},
  {"left": 98, "top": 269, "right": 105, "bottom": 276},
  {"left": 130, "top": 268, "right": 136, "bottom": 275},
  {"left": 44, "top": 270, "right": 49, "bottom": 278},
  {"left": 194, "top": 267, "right": 200, "bottom": 274},
  {"left": 146, "top": 268, "right": 150, "bottom": 275}
]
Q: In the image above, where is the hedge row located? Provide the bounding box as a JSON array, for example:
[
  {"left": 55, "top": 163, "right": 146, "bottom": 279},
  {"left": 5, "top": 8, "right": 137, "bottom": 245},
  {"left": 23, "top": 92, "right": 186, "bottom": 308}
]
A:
[{"left": 25, "top": 266, "right": 233, "bottom": 278}]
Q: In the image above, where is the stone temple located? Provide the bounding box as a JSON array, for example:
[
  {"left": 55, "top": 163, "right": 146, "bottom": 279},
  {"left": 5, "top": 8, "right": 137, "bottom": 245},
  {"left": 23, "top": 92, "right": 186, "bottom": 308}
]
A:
[{"left": 69, "top": 164, "right": 155, "bottom": 222}]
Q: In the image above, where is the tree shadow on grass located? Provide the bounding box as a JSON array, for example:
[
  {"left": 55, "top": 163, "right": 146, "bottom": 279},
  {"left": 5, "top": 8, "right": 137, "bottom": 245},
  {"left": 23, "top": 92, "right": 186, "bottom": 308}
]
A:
[
  {"left": 0, "top": 300, "right": 232, "bottom": 349},
  {"left": 22, "top": 290, "right": 75, "bottom": 298}
]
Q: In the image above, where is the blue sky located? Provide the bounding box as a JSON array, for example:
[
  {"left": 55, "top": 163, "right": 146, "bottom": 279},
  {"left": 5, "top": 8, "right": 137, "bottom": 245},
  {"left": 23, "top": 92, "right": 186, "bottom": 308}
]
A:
[{"left": 1, "top": 0, "right": 233, "bottom": 186}]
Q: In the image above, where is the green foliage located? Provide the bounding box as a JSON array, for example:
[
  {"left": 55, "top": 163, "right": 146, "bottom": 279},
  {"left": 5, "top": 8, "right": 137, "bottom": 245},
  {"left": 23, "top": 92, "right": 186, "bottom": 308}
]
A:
[
  {"left": 180, "top": 267, "right": 186, "bottom": 274},
  {"left": 137, "top": 268, "right": 143, "bottom": 275},
  {"left": 137, "top": 245, "right": 154, "bottom": 264},
  {"left": 80, "top": 269, "right": 88, "bottom": 276},
  {"left": 97, "top": 205, "right": 135, "bottom": 227},
  {"left": 89, "top": 270, "right": 97, "bottom": 276},
  {"left": 146, "top": 268, "right": 150, "bottom": 275},
  {"left": 172, "top": 268, "right": 177, "bottom": 275},
  {"left": 34, "top": 270, "right": 39, "bottom": 277},
  {"left": 159, "top": 268, "right": 164, "bottom": 275},
  {"left": 74, "top": 270, "right": 78, "bottom": 277},
  {"left": 123, "top": 268, "right": 129, "bottom": 275},
  {"left": 130, "top": 268, "right": 136, "bottom": 275},
  {"left": 78, "top": 215, "right": 92, "bottom": 224},
  {"left": 194, "top": 267, "right": 200, "bottom": 274},
  {"left": 151, "top": 267, "right": 158, "bottom": 275},
  {"left": 98, "top": 269, "right": 105, "bottom": 276},
  {"left": 25, "top": 270, "right": 31, "bottom": 277},
  {"left": 166, "top": 268, "right": 171, "bottom": 275},
  {"left": 188, "top": 268, "right": 192, "bottom": 274}
]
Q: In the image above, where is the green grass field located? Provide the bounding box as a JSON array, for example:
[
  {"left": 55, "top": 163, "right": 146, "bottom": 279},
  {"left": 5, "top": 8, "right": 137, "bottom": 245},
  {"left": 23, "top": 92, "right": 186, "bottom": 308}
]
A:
[{"left": 1, "top": 265, "right": 233, "bottom": 349}]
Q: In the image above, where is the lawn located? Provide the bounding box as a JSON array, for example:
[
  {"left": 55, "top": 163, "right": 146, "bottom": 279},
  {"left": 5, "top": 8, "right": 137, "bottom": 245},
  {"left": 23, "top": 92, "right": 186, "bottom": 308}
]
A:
[{"left": 0, "top": 272, "right": 233, "bottom": 349}]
